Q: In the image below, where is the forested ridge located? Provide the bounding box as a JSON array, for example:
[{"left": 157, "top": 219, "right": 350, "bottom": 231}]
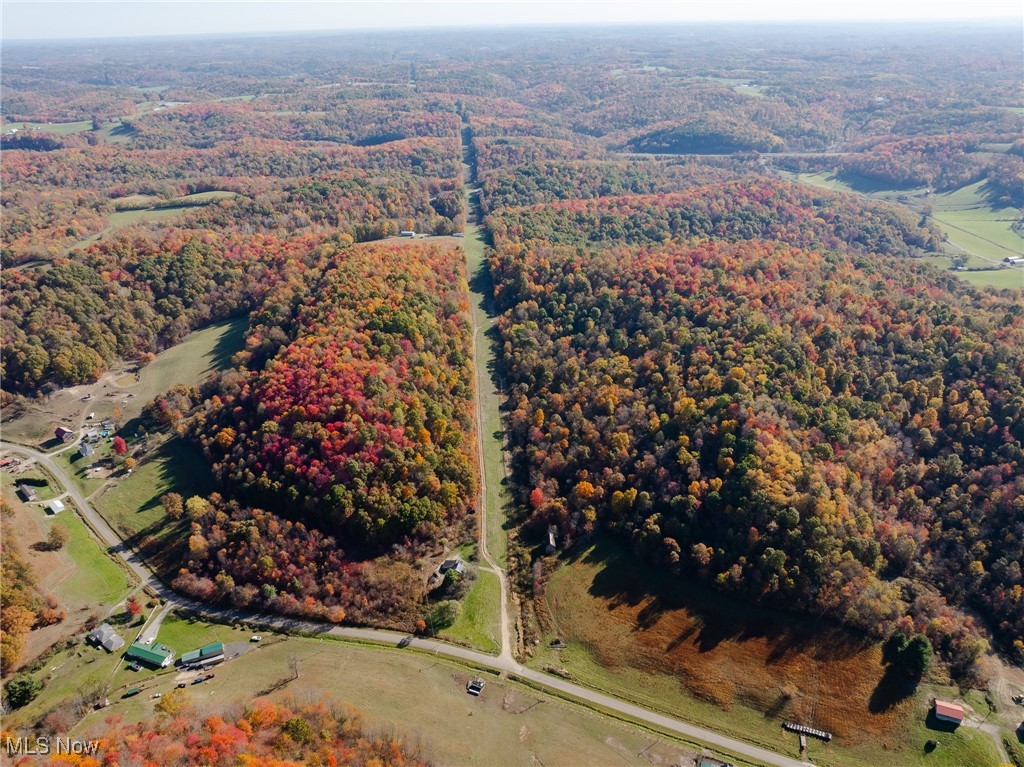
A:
[
  {"left": 196, "top": 240, "right": 475, "bottom": 550},
  {"left": 492, "top": 237, "right": 1023, "bottom": 668}
]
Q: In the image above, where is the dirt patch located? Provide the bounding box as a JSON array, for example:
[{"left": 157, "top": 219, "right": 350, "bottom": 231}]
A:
[
  {"left": 544, "top": 542, "right": 914, "bottom": 748},
  {"left": 87, "top": 465, "right": 115, "bottom": 480}
]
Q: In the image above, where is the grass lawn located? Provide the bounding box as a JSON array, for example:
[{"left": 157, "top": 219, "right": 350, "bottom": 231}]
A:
[
  {"left": 67, "top": 631, "right": 729, "bottom": 767},
  {"left": 46, "top": 510, "right": 133, "bottom": 606},
  {"left": 956, "top": 267, "right": 1023, "bottom": 290},
  {"left": 929, "top": 181, "right": 1023, "bottom": 260},
  {"left": 530, "top": 539, "right": 1003, "bottom": 767},
  {"left": 94, "top": 438, "right": 214, "bottom": 577},
  {"left": 2, "top": 642, "right": 126, "bottom": 730},
  {"left": 440, "top": 568, "right": 501, "bottom": 653},
  {"left": 0, "top": 468, "right": 57, "bottom": 501},
  {"left": 156, "top": 611, "right": 255, "bottom": 655},
  {"left": 53, "top": 444, "right": 111, "bottom": 498}
]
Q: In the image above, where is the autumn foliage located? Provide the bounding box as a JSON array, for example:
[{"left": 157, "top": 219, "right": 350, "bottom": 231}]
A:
[
  {"left": 12, "top": 695, "right": 430, "bottom": 766},
  {"left": 492, "top": 234, "right": 1023, "bottom": 669},
  {"left": 195, "top": 240, "right": 476, "bottom": 551}
]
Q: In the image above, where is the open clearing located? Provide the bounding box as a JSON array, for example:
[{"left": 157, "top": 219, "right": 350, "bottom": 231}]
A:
[
  {"left": 94, "top": 438, "right": 214, "bottom": 577},
  {"left": 110, "top": 315, "right": 247, "bottom": 422},
  {"left": 0, "top": 482, "right": 133, "bottom": 668},
  {"left": 531, "top": 540, "right": 1003, "bottom": 767},
  {"left": 785, "top": 171, "right": 1022, "bottom": 289},
  {"left": 440, "top": 568, "right": 502, "bottom": 653},
  {"left": 463, "top": 198, "right": 510, "bottom": 569},
  {"left": 3, "top": 120, "right": 93, "bottom": 135},
  {"left": 51, "top": 502, "right": 133, "bottom": 606},
  {"left": 61, "top": 632, "right": 712, "bottom": 767},
  {"left": 69, "top": 191, "right": 236, "bottom": 251},
  {"left": 1, "top": 316, "right": 247, "bottom": 450},
  {"left": 155, "top": 611, "right": 255, "bottom": 654}
]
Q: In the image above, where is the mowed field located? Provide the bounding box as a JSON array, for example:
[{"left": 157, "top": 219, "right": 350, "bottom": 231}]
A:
[
  {"left": 94, "top": 438, "right": 215, "bottom": 577},
  {"left": 463, "top": 207, "right": 510, "bottom": 568},
  {"left": 69, "top": 190, "right": 237, "bottom": 251},
  {"left": 440, "top": 567, "right": 502, "bottom": 653},
  {"left": 531, "top": 541, "right": 1003, "bottom": 767},
  {"left": 65, "top": 632, "right": 713, "bottom": 767},
  {"left": 3, "top": 120, "right": 93, "bottom": 135},
  {"left": 785, "top": 171, "right": 1023, "bottom": 290},
  {"left": 0, "top": 482, "right": 133, "bottom": 667}
]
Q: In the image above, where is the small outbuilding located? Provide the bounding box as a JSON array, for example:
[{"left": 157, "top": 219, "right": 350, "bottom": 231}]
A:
[
  {"left": 439, "top": 558, "right": 466, "bottom": 576},
  {"left": 180, "top": 641, "right": 225, "bottom": 668},
  {"left": 47, "top": 499, "right": 66, "bottom": 514},
  {"left": 933, "top": 700, "right": 965, "bottom": 726},
  {"left": 17, "top": 484, "right": 38, "bottom": 502},
  {"left": 55, "top": 427, "right": 75, "bottom": 443},
  {"left": 88, "top": 623, "right": 125, "bottom": 653}
]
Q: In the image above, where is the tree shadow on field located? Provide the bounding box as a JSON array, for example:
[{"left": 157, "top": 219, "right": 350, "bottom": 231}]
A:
[
  {"left": 206, "top": 316, "right": 248, "bottom": 371},
  {"left": 868, "top": 666, "right": 918, "bottom": 714},
  {"left": 578, "top": 537, "right": 871, "bottom": 663}
]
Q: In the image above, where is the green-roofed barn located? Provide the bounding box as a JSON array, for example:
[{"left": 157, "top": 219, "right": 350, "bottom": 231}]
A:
[
  {"left": 125, "top": 641, "right": 174, "bottom": 668},
  {"left": 180, "top": 641, "right": 225, "bottom": 668}
]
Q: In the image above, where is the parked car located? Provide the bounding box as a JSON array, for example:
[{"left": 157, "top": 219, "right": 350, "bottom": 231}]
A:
[
  {"left": 177, "top": 683, "right": 187, "bottom": 689},
  {"left": 397, "top": 636, "right": 413, "bottom": 648},
  {"left": 466, "top": 679, "right": 485, "bottom": 696},
  {"left": 191, "top": 678, "right": 204, "bottom": 685},
  {"left": 204, "top": 673, "right": 216, "bottom": 680}
]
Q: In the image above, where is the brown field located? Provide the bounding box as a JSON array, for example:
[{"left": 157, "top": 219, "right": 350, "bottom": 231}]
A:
[{"left": 538, "top": 541, "right": 914, "bottom": 751}]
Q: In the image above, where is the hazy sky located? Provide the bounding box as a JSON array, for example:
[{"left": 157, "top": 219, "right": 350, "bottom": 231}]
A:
[{"left": 3, "top": 0, "right": 1021, "bottom": 41}]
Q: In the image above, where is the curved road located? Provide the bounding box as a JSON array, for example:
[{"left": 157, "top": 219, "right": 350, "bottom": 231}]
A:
[
  {"left": 2, "top": 442, "right": 810, "bottom": 767},
  {"left": 2, "top": 444, "right": 807, "bottom": 762}
]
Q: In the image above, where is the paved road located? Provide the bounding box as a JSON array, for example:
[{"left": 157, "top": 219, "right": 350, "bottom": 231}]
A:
[
  {"left": 3, "top": 443, "right": 176, "bottom": 599},
  {"left": 2, "top": 450, "right": 812, "bottom": 767}
]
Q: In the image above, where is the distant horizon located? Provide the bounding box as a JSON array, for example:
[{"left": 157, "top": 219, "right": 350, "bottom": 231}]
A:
[
  {"left": 4, "top": 17, "right": 1022, "bottom": 46},
  {"left": 2, "top": 1, "right": 1021, "bottom": 42}
]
